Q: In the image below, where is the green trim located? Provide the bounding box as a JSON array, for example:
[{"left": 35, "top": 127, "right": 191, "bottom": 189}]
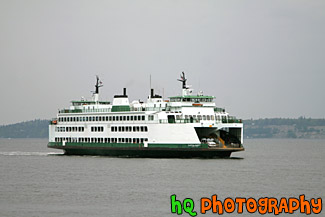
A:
[
  {"left": 48, "top": 142, "right": 207, "bottom": 149},
  {"left": 48, "top": 142, "right": 143, "bottom": 148},
  {"left": 148, "top": 143, "right": 208, "bottom": 148},
  {"left": 47, "top": 142, "right": 244, "bottom": 158},
  {"left": 111, "top": 105, "right": 131, "bottom": 112}
]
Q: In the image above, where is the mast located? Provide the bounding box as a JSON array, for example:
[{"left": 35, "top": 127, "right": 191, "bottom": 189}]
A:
[
  {"left": 177, "top": 72, "right": 193, "bottom": 96},
  {"left": 95, "top": 75, "right": 103, "bottom": 94},
  {"left": 94, "top": 75, "right": 103, "bottom": 102},
  {"left": 177, "top": 71, "right": 187, "bottom": 89}
]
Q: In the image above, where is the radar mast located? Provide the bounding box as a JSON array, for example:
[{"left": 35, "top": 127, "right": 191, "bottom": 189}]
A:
[
  {"left": 95, "top": 75, "right": 103, "bottom": 94},
  {"left": 177, "top": 71, "right": 188, "bottom": 89}
]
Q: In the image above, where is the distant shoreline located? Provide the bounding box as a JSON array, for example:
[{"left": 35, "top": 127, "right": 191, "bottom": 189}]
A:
[{"left": 1, "top": 118, "right": 325, "bottom": 139}]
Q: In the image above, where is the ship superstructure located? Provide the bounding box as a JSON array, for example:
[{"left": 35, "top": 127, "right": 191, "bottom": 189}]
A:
[{"left": 48, "top": 73, "right": 244, "bottom": 158}]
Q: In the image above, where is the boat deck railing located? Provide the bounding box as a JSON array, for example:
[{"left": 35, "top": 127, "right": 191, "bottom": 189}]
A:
[{"left": 222, "top": 116, "right": 242, "bottom": 124}]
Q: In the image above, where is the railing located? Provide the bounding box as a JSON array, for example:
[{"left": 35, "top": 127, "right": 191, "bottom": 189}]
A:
[
  {"left": 222, "top": 116, "right": 242, "bottom": 124},
  {"left": 59, "top": 108, "right": 111, "bottom": 113}
]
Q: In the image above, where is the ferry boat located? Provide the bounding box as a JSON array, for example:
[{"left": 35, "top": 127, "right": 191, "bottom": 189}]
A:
[{"left": 48, "top": 73, "right": 244, "bottom": 158}]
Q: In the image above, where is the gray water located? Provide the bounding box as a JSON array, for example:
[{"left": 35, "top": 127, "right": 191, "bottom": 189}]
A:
[{"left": 0, "top": 138, "right": 324, "bottom": 217}]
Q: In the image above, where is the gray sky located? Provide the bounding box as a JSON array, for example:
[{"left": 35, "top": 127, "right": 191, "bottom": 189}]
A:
[{"left": 1, "top": 0, "right": 324, "bottom": 125}]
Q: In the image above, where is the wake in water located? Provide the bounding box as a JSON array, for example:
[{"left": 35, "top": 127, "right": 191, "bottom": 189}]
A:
[{"left": 0, "top": 152, "right": 63, "bottom": 156}]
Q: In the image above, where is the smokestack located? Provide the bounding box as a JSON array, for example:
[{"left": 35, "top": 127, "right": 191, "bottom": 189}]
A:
[
  {"left": 123, "top": 88, "right": 127, "bottom": 96},
  {"left": 151, "top": 88, "right": 154, "bottom": 98}
]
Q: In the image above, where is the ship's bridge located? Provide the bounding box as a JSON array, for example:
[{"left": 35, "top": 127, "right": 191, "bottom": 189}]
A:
[
  {"left": 168, "top": 95, "right": 215, "bottom": 106},
  {"left": 71, "top": 100, "right": 110, "bottom": 106}
]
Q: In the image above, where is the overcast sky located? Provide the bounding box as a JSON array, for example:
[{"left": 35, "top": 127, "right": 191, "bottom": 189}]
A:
[{"left": 0, "top": 0, "right": 324, "bottom": 125}]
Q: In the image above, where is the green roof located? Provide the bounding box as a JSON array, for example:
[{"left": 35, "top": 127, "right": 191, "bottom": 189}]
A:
[{"left": 169, "top": 95, "right": 215, "bottom": 99}]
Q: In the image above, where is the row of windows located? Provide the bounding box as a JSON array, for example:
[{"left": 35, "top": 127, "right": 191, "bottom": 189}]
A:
[
  {"left": 184, "top": 115, "right": 215, "bottom": 121},
  {"left": 55, "top": 137, "right": 148, "bottom": 144},
  {"left": 170, "top": 98, "right": 213, "bottom": 102},
  {"left": 58, "top": 115, "right": 153, "bottom": 123},
  {"left": 91, "top": 126, "right": 104, "bottom": 132},
  {"left": 111, "top": 126, "right": 148, "bottom": 132},
  {"left": 55, "top": 127, "right": 84, "bottom": 132}
]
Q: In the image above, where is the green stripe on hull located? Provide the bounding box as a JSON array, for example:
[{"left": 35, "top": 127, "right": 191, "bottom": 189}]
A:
[
  {"left": 48, "top": 142, "right": 209, "bottom": 149},
  {"left": 48, "top": 142, "right": 244, "bottom": 158}
]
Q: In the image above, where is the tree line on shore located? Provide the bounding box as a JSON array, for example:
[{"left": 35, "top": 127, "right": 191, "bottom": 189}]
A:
[{"left": 0, "top": 117, "right": 325, "bottom": 139}]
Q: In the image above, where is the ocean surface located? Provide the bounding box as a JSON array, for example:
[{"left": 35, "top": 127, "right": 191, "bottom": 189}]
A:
[{"left": 0, "top": 138, "right": 324, "bottom": 217}]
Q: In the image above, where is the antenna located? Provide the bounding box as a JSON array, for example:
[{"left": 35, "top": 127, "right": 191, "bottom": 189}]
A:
[
  {"left": 177, "top": 71, "right": 187, "bottom": 89},
  {"left": 95, "top": 75, "right": 103, "bottom": 94}
]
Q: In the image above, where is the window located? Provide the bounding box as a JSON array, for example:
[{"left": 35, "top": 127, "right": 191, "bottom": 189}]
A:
[
  {"left": 142, "top": 116, "right": 145, "bottom": 121},
  {"left": 92, "top": 126, "right": 104, "bottom": 132}
]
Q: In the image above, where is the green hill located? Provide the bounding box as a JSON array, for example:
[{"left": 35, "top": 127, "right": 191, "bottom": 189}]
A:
[
  {"left": 1, "top": 118, "right": 325, "bottom": 139},
  {"left": 244, "top": 117, "right": 325, "bottom": 139},
  {"left": 0, "top": 119, "right": 49, "bottom": 138}
]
